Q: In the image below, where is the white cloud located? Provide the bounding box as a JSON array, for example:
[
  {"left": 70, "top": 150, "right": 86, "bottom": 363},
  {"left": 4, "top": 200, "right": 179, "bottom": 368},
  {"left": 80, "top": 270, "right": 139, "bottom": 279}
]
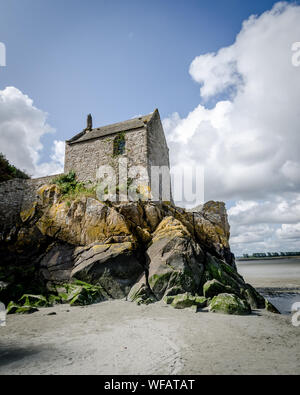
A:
[
  {"left": 228, "top": 197, "right": 300, "bottom": 226},
  {"left": 0, "top": 87, "right": 64, "bottom": 177},
  {"left": 163, "top": 2, "right": 300, "bottom": 254},
  {"left": 228, "top": 197, "right": 300, "bottom": 255},
  {"left": 276, "top": 223, "right": 300, "bottom": 240}
]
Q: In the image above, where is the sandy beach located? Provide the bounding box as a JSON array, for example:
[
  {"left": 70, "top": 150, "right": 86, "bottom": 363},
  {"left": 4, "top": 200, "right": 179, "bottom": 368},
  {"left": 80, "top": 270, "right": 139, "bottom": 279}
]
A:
[
  {"left": 1, "top": 258, "right": 300, "bottom": 375},
  {"left": 1, "top": 298, "right": 300, "bottom": 375}
]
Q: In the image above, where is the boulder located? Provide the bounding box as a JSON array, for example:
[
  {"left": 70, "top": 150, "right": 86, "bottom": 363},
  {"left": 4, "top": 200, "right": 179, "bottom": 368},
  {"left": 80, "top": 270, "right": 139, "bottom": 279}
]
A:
[
  {"left": 36, "top": 192, "right": 133, "bottom": 246},
  {"left": 205, "top": 254, "right": 265, "bottom": 308},
  {"left": 71, "top": 242, "right": 144, "bottom": 299},
  {"left": 170, "top": 293, "right": 196, "bottom": 309},
  {"left": 57, "top": 281, "right": 107, "bottom": 306},
  {"left": 166, "top": 293, "right": 207, "bottom": 309},
  {"left": 209, "top": 293, "right": 251, "bottom": 315},
  {"left": 203, "top": 279, "right": 229, "bottom": 298},
  {"left": 145, "top": 217, "right": 205, "bottom": 300},
  {"left": 39, "top": 243, "right": 75, "bottom": 283},
  {"left": 188, "top": 201, "right": 235, "bottom": 266}
]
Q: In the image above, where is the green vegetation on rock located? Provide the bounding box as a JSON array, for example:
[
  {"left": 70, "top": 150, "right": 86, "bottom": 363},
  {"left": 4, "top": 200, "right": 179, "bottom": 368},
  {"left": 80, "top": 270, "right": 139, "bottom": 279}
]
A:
[
  {"left": 0, "top": 153, "right": 30, "bottom": 182},
  {"left": 5, "top": 280, "right": 109, "bottom": 314},
  {"left": 52, "top": 171, "right": 96, "bottom": 200},
  {"left": 209, "top": 293, "right": 251, "bottom": 315},
  {"left": 7, "top": 301, "right": 38, "bottom": 315},
  {"left": 0, "top": 178, "right": 275, "bottom": 317},
  {"left": 19, "top": 294, "right": 52, "bottom": 308},
  {"left": 60, "top": 280, "right": 108, "bottom": 306},
  {"left": 203, "top": 279, "right": 229, "bottom": 298},
  {"left": 164, "top": 292, "right": 207, "bottom": 309}
]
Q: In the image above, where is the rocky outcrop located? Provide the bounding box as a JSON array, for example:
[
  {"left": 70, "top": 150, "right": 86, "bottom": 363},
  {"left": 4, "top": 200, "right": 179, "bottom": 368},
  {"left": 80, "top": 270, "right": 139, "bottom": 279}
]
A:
[{"left": 0, "top": 184, "right": 274, "bottom": 315}]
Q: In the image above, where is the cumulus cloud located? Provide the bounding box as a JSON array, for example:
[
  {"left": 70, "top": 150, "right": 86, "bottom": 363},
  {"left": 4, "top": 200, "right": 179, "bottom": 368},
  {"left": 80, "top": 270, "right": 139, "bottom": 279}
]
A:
[
  {"left": 163, "top": 2, "right": 300, "bottom": 253},
  {"left": 276, "top": 223, "right": 300, "bottom": 240},
  {"left": 0, "top": 87, "right": 64, "bottom": 177},
  {"left": 228, "top": 198, "right": 300, "bottom": 254}
]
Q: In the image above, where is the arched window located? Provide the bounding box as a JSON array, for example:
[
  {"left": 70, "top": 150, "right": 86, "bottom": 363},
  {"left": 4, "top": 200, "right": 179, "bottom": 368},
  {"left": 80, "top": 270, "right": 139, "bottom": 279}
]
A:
[{"left": 113, "top": 133, "right": 125, "bottom": 156}]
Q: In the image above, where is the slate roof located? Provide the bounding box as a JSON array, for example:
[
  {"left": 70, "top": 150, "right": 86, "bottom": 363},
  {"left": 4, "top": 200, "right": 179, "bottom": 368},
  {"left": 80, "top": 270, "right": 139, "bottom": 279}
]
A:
[{"left": 67, "top": 111, "right": 155, "bottom": 144}]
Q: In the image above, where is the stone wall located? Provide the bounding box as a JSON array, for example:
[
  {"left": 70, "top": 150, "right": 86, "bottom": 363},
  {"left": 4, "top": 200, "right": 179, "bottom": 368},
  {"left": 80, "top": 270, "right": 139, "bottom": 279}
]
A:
[
  {"left": 64, "top": 128, "right": 149, "bottom": 183},
  {"left": 0, "top": 174, "right": 62, "bottom": 235},
  {"left": 147, "top": 111, "right": 171, "bottom": 201}
]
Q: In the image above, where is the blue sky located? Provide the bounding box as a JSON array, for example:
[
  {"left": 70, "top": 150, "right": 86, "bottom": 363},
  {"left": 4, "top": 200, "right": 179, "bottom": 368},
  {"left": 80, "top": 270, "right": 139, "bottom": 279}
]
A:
[
  {"left": 0, "top": 0, "right": 281, "bottom": 156},
  {"left": 1, "top": 0, "right": 300, "bottom": 255}
]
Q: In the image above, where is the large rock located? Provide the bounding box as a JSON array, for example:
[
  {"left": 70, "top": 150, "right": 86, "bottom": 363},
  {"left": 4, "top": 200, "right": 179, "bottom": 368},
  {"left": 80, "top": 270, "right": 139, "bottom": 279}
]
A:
[
  {"left": 36, "top": 186, "right": 133, "bottom": 245},
  {"left": 204, "top": 253, "right": 265, "bottom": 309},
  {"left": 168, "top": 293, "right": 207, "bottom": 309},
  {"left": 39, "top": 243, "right": 75, "bottom": 284},
  {"left": 71, "top": 242, "right": 144, "bottom": 298},
  {"left": 203, "top": 279, "right": 229, "bottom": 298},
  {"left": 145, "top": 217, "right": 205, "bottom": 300},
  {"left": 209, "top": 293, "right": 251, "bottom": 315},
  {"left": 0, "top": 182, "right": 273, "bottom": 316},
  {"left": 188, "top": 201, "right": 235, "bottom": 266}
]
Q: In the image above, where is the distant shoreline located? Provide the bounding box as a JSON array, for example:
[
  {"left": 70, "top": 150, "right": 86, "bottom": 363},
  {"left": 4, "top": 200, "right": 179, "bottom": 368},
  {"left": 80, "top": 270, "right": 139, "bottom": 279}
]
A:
[{"left": 236, "top": 256, "right": 300, "bottom": 262}]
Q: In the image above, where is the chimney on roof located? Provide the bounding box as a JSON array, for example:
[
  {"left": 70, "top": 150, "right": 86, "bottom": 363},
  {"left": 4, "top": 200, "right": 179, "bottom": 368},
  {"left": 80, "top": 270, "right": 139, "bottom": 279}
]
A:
[{"left": 86, "top": 114, "right": 92, "bottom": 131}]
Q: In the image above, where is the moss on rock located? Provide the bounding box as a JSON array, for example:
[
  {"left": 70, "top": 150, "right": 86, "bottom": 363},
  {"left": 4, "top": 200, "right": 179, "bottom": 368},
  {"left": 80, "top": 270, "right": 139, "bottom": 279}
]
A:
[
  {"left": 209, "top": 293, "right": 251, "bottom": 315},
  {"left": 7, "top": 301, "right": 38, "bottom": 315},
  {"left": 168, "top": 292, "right": 208, "bottom": 309},
  {"left": 19, "top": 294, "right": 51, "bottom": 308},
  {"left": 203, "top": 279, "right": 229, "bottom": 298}
]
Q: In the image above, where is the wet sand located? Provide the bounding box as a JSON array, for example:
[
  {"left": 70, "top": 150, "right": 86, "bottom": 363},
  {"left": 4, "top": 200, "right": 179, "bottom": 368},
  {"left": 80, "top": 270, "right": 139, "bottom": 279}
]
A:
[
  {"left": 1, "top": 299, "right": 300, "bottom": 375},
  {"left": 1, "top": 258, "right": 300, "bottom": 375}
]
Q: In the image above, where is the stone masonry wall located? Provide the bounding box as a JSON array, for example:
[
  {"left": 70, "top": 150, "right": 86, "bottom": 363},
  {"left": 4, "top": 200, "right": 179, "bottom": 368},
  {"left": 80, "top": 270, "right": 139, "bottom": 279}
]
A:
[
  {"left": 64, "top": 128, "right": 149, "bottom": 183},
  {"left": 146, "top": 111, "right": 171, "bottom": 201}
]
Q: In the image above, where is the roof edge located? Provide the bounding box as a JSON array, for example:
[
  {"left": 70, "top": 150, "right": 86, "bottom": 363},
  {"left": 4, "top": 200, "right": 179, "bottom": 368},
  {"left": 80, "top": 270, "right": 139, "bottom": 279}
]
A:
[{"left": 66, "top": 110, "right": 158, "bottom": 144}]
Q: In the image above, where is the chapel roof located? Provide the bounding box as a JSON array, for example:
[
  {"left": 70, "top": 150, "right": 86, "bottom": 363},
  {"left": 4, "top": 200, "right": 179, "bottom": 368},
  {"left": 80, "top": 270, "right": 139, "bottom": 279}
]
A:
[{"left": 67, "top": 110, "right": 157, "bottom": 144}]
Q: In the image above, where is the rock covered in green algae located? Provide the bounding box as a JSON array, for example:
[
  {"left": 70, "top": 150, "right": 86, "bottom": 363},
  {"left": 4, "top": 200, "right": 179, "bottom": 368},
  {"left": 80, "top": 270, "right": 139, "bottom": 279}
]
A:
[
  {"left": 7, "top": 301, "right": 38, "bottom": 315},
  {"left": 163, "top": 293, "right": 207, "bottom": 309},
  {"left": 5, "top": 280, "right": 108, "bottom": 314},
  {"left": 145, "top": 217, "right": 205, "bottom": 299},
  {"left": 204, "top": 254, "right": 265, "bottom": 309},
  {"left": 53, "top": 280, "right": 108, "bottom": 306},
  {"left": 203, "top": 279, "right": 229, "bottom": 298},
  {"left": 19, "top": 294, "right": 52, "bottom": 308},
  {"left": 171, "top": 293, "right": 196, "bottom": 309},
  {"left": 209, "top": 293, "right": 251, "bottom": 315}
]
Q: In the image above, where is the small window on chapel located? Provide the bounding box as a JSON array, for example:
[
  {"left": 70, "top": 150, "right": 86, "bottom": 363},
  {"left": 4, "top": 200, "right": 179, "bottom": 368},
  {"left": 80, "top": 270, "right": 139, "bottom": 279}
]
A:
[{"left": 113, "top": 133, "right": 125, "bottom": 156}]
